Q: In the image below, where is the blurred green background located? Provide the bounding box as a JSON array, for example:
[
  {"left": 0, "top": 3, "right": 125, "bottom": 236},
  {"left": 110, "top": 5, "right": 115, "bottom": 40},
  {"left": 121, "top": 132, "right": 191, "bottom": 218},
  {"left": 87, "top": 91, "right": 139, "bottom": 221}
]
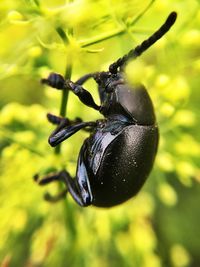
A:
[{"left": 0, "top": 0, "right": 200, "bottom": 267}]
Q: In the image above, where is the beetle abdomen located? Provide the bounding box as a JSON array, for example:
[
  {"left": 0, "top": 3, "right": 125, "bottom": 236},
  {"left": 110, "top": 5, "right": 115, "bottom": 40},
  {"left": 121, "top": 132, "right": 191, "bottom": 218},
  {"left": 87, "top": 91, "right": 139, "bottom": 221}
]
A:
[{"left": 89, "top": 124, "right": 159, "bottom": 207}]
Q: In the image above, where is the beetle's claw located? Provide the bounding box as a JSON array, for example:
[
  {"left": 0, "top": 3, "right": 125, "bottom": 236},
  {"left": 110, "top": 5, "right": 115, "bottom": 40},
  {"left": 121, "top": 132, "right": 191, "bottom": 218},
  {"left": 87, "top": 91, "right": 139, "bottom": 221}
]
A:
[
  {"left": 41, "top": 73, "right": 66, "bottom": 89},
  {"left": 41, "top": 78, "right": 48, "bottom": 84},
  {"left": 33, "top": 173, "right": 39, "bottom": 182},
  {"left": 44, "top": 190, "right": 67, "bottom": 203},
  {"left": 44, "top": 192, "right": 55, "bottom": 202}
]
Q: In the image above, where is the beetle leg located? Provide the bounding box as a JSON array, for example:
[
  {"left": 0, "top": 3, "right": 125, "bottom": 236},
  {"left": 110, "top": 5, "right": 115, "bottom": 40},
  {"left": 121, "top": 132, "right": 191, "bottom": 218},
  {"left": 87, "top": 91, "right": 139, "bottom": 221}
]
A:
[
  {"left": 47, "top": 113, "right": 94, "bottom": 134},
  {"left": 75, "top": 72, "right": 99, "bottom": 85},
  {"left": 48, "top": 121, "right": 97, "bottom": 147},
  {"left": 47, "top": 113, "right": 82, "bottom": 125},
  {"left": 44, "top": 189, "right": 68, "bottom": 202},
  {"left": 34, "top": 172, "right": 61, "bottom": 185},
  {"left": 42, "top": 73, "right": 100, "bottom": 111},
  {"left": 34, "top": 172, "right": 68, "bottom": 202},
  {"left": 75, "top": 72, "right": 105, "bottom": 105},
  {"left": 67, "top": 81, "right": 100, "bottom": 110},
  {"left": 59, "top": 144, "right": 93, "bottom": 207},
  {"left": 60, "top": 170, "right": 90, "bottom": 207},
  {"left": 34, "top": 171, "right": 88, "bottom": 206}
]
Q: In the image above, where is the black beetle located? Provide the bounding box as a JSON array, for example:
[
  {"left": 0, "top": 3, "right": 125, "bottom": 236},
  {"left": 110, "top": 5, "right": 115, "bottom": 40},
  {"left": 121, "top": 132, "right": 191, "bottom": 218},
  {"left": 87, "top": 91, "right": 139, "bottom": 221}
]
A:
[{"left": 35, "top": 12, "right": 177, "bottom": 207}]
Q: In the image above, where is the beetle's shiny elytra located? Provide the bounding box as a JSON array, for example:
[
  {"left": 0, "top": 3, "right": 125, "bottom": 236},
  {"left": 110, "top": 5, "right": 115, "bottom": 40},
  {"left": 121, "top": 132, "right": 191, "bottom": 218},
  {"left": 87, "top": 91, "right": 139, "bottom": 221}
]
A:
[{"left": 35, "top": 12, "right": 177, "bottom": 207}]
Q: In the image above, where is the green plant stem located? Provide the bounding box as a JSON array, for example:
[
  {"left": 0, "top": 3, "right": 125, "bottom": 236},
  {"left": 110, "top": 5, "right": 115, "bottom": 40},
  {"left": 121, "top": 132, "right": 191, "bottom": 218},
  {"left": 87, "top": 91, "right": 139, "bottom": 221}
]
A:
[
  {"left": 55, "top": 62, "right": 72, "bottom": 154},
  {"left": 59, "top": 54, "right": 77, "bottom": 245},
  {"left": 128, "top": 0, "right": 155, "bottom": 26},
  {"left": 54, "top": 1, "right": 77, "bottom": 241},
  {"left": 80, "top": 0, "right": 155, "bottom": 48},
  {"left": 54, "top": 22, "right": 74, "bottom": 155}
]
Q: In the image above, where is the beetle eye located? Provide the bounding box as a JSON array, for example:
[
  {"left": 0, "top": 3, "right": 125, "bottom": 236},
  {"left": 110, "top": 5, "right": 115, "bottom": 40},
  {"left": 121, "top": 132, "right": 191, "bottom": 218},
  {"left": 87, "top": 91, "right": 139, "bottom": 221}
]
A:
[
  {"left": 101, "top": 72, "right": 111, "bottom": 79},
  {"left": 94, "top": 72, "right": 111, "bottom": 86},
  {"left": 94, "top": 73, "right": 101, "bottom": 83}
]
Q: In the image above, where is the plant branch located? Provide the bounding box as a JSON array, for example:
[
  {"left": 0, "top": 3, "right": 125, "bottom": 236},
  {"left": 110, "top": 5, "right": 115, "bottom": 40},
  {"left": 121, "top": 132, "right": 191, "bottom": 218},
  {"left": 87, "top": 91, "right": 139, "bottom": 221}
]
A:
[
  {"left": 80, "top": 0, "right": 155, "bottom": 48},
  {"left": 54, "top": 27, "right": 73, "bottom": 154}
]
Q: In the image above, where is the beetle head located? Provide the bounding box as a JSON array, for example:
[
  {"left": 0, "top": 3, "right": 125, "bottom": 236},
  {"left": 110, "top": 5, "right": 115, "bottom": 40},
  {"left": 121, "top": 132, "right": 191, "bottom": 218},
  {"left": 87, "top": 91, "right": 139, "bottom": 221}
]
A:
[
  {"left": 94, "top": 71, "right": 124, "bottom": 93},
  {"left": 94, "top": 71, "right": 111, "bottom": 87}
]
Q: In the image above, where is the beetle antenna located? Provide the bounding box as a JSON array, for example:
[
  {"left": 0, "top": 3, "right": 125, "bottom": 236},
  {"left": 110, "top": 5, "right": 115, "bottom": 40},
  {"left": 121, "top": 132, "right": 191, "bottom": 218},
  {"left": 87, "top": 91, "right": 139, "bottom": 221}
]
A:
[{"left": 109, "top": 11, "right": 177, "bottom": 74}]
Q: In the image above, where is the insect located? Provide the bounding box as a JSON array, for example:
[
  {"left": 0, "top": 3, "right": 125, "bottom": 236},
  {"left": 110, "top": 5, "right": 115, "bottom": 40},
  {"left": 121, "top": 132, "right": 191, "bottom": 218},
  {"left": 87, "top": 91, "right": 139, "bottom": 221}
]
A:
[{"left": 35, "top": 12, "right": 177, "bottom": 207}]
